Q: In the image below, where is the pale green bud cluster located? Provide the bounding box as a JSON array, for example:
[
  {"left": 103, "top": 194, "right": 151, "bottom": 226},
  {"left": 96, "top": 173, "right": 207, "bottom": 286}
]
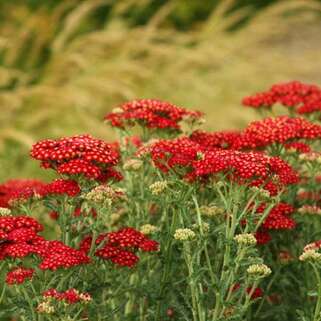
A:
[
  {"left": 234, "top": 233, "right": 257, "bottom": 246},
  {"left": 174, "top": 228, "right": 196, "bottom": 241},
  {"left": 247, "top": 264, "right": 271, "bottom": 278},
  {"left": 149, "top": 181, "right": 168, "bottom": 196}
]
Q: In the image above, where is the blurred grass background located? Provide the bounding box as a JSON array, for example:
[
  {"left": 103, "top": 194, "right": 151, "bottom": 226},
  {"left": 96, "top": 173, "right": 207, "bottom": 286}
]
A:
[{"left": 0, "top": 0, "right": 321, "bottom": 181}]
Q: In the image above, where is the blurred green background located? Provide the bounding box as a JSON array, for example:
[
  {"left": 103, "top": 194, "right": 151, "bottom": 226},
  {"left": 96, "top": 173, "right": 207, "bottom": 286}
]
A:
[{"left": 1, "top": 0, "right": 321, "bottom": 181}]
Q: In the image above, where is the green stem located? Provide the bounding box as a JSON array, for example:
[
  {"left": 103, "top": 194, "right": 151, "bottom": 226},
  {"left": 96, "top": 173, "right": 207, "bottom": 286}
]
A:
[
  {"left": 183, "top": 242, "right": 202, "bottom": 321},
  {"left": 312, "top": 263, "right": 321, "bottom": 321}
]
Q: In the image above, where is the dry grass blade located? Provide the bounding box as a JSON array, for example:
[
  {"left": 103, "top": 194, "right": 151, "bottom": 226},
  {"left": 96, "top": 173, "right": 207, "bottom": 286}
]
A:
[{"left": 52, "top": 0, "right": 112, "bottom": 53}]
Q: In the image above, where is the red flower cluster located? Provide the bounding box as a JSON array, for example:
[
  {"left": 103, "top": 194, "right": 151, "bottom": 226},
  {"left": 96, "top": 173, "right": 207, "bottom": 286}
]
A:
[
  {"left": 284, "top": 142, "right": 311, "bottom": 153},
  {"left": 255, "top": 203, "right": 296, "bottom": 245},
  {"left": 36, "top": 240, "right": 90, "bottom": 271},
  {"left": 190, "top": 130, "right": 241, "bottom": 150},
  {"left": 43, "top": 288, "right": 91, "bottom": 304},
  {"left": 194, "top": 150, "right": 298, "bottom": 191},
  {"left": 30, "top": 135, "right": 120, "bottom": 180},
  {"left": 41, "top": 179, "right": 80, "bottom": 197},
  {"left": 0, "top": 215, "right": 89, "bottom": 270},
  {"left": 242, "top": 81, "right": 321, "bottom": 114},
  {"left": 6, "top": 267, "right": 34, "bottom": 285},
  {"left": 0, "top": 216, "right": 43, "bottom": 259},
  {"left": 105, "top": 99, "right": 202, "bottom": 130},
  {"left": 259, "top": 203, "right": 296, "bottom": 230},
  {"left": 80, "top": 227, "right": 159, "bottom": 268},
  {"left": 141, "top": 137, "right": 298, "bottom": 193},
  {"left": 255, "top": 230, "right": 272, "bottom": 245},
  {"left": 0, "top": 179, "right": 46, "bottom": 208},
  {"left": 233, "top": 116, "right": 321, "bottom": 150},
  {"left": 139, "top": 137, "right": 203, "bottom": 173}
]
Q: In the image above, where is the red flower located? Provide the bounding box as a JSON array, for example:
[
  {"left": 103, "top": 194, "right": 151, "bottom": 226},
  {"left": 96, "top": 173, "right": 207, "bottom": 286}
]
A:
[
  {"left": 38, "top": 241, "right": 90, "bottom": 271},
  {"left": 255, "top": 230, "right": 272, "bottom": 245},
  {"left": 242, "top": 81, "right": 321, "bottom": 115},
  {"left": 0, "top": 216, "right": 43, "bottom": 260},
  {"left": 43, "top": 288, "right": 91, "bottom": 304},
  {"left": 141, "top": 137, "right": 298, "bottom": 193},
  {"left": 258, "top": 203, "right": 296, "bottom": 230},
  {"left": 41, "top": 179, "right": 80, "bottom": 197},
  {"left": 80, "top": 227, "right": 159, "bottom": 268},
  {"left": 190, "top": 130, "right": 241, "bottom": 150},
  {"left": 105, "top": 99, "right": 202, "bottom": 130},
  {"left": 0, "top": 179, "right": 46, "bottom": 208},
  {"left": 31, "top": 135, "right": 120, "bottom": 180},
  {"left": 233, "top": 116, "right": 321, "bottom": 150},
  {"left": 284, "top": 142, "right": 311, "bottom": 153},
  {"left": 6, "top": 267, "right": 34, "bottom": 285}
]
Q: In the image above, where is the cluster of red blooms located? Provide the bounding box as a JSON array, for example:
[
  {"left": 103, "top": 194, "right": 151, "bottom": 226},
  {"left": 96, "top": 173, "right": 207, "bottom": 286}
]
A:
[
  {"left": 0, "top": 216, "right": 43, "bottom": 259},
  {"left": 0, "top": 179, "right": 46, "bottom": 208},
  {"left": 105, "top": 99, "right": 203, "bottom": 130},
  {"left": 0, "top": 215, "right": 89, "bottom": 270},
  {"left": 43, "top": 288, "right": 91, "bottom": 304},
  {"left": 233, "top": 116, "right": 321, "bottom": 150},
  {"left": 255, "top": 203, "right": 296, "bottom": 245},
  {"left": 80, "top": 227, "right": 159, "bottom": 267},
  {"left": 190, "top": 116, "right": 321, "bottom": 152},
  {"left": 283, "top": 142, "right": 311, "bottom": 153},
  {"left": 190, "top": 130, "right": 241, "bottom": 150},
  {"left": 140, "top": 137, "right": 298, "bottom": 194},
  {"left": 40, "top": 179, "right": 81, "bottom": 197},
  {"left": 242, "top": 81, "right": 321, "bottom": 114},
  {"left": 37, "top": 240, "right": 90, "bottom": 270},
  {"left": 30, "top": 135, "right": 120, "bottom": 180},
  {"left": 6, "top": 267, "right": 34, "bottom": 285}
]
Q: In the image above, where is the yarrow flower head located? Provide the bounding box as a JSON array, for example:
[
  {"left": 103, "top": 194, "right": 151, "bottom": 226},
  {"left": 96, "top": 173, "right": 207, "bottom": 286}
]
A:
[
  {"left": 37, "top": 301, "right": 55, "bottom": 314},
  {"left": 140, "top": 224, "right": 160, "bottom": 235},
  {"left": 298, "top": 205, "right": 321, "bottom": 216},
  {"left": 0, "top": 179, "right": 46, "bottom": 208},
  {"left": 303, "top": 240, "right": 321, "bottom": 252},
  {"left": 123, "top": 159, "right": 143, "bottom": 171},
  {"left": 199, "top": 205, "right": 224, "bottom": 218},
  {"left": 6, "top": 267, "right": 34, "bottom": 285},
  {"left": 30, "top": 134, "right": 120, "bottom": 180},
  {"left": 105, "top": 99, "right": 202, "bottom": 131},
  {"left": 232, "top": 116, "right": 321, "bottom": 150},
  {"left": 84, "top": 185, "right": 125, "bottom": 207},
  {"left": 139, "top": 137, "right": 298, "bottom": 194},
  {"left": 80, "top": 227, "right": 159, "bottom": 268},
  {"left": 284, "top": 142, "right": 311, "bottom": 154},
  {"left": 41, "top": 179, "right": 81, "bottom": 197},
  {"left": 234, "top": 233, "right": 257, "bottom": 246},
  {"left": 247, "top": 264, "right": 272, "bottom": 278},
  {"left": 43, "top": 288, "right": 92, "bottom": 304},
  {"left": 149, "top": 181, "right": 168, "bottom": 196},
  {"left": 38, "top": 241, "right": 91, "bottom": 271},
  {"left": 299, "top": 249, "right": 321, "bottom": 262},
  {"left": 242, "top": 81, "right": 321, "bottom": 115},
  {"left": 257, "top": 203, "right": 296, "bottom": 230},
  {"left": 174, "top": 228, "right": 196, "bottom": 241},
  {"left": 0, "top": 207, "right": 11, "bottom": 216},
  {"left": 0, "top": 216, "right": 44, "bottom": 260},
  {"left": 190, "top": 130, "right": 242, "bottom": 150},
  {"left": 299, "top": 152, "right": 321, "bottom": 163}
]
